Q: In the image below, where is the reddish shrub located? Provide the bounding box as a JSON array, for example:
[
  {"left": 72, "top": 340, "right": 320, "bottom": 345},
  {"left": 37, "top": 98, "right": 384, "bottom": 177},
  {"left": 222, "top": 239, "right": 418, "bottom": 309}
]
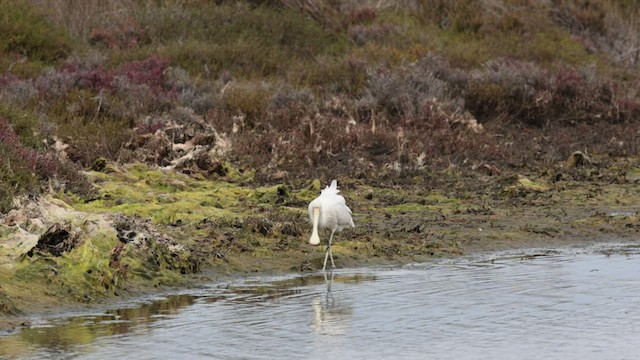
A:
[
  {"left": 75, "top": 68, "right": 115, "bottom": 92},
  {"left": 344, "top": 7, "right": 377, "bottom": 27},
  {"left": 117, "top": 56, "right": 171, "bottom": 91},
  {"left": 0, "top": 116, "right": 69, "bottom": 181},
  {"left": 0, "top": 73, "right": 19, "bottom": 87},
  {"left": 348, "top": 24, "right": 396, "bottom": 46},
  {"left": 554, "top": 68, "right": 584, "bottom": 98},
  {"left": 53, "top": 55, "right": 172, "bottom": 94},
  {"left": 0, "top": 116, "right": 21, "bottom": 148}
]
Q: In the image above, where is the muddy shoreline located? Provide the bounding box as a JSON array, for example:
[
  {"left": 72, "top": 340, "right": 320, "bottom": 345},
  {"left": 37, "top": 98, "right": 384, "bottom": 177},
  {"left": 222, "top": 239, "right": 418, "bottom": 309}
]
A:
[{"left": 1, "top": 155, "right": 639, "bottom": 330}]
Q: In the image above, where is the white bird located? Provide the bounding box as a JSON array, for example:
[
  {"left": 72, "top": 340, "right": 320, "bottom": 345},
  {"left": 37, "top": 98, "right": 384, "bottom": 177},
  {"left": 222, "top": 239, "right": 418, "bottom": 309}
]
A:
[{"left": 308, "top": 180, "right": 355, "bottom": 270}]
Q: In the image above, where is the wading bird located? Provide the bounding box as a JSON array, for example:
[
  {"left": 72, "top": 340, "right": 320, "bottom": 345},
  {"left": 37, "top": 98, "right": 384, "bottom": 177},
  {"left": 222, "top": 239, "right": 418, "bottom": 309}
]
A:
[{"left": 308, "top": 180, "right": 355, "bottom": 270}]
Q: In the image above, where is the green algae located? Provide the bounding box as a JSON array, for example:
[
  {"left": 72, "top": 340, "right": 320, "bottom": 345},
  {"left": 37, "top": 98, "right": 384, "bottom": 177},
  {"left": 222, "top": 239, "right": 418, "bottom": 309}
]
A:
[
  {"left": 77, "top": 164, "right": 284, "bottom": 224},
  {"left": 627, "top": 167, "right": 640, "bottom": 182},
  {"left": 7, "top": 222, "right": 119, "bottom": 304},
  {"left": 0, "top": 176, "right": 207, "bottom": 314},
  {"left": 500, "top": 175, "right": 551, "bottom": 198}
]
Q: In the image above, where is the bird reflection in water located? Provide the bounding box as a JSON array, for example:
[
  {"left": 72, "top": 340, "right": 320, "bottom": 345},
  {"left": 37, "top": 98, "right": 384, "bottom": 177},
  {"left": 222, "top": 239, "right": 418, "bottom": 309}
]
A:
[{"left": 312, "top": 271, "right": 353, "bottom": 336}]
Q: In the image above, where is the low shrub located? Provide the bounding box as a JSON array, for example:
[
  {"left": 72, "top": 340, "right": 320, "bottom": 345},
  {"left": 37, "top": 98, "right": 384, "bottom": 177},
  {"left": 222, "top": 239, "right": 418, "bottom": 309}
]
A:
[
  {"left": 89, "top": 16, "right": 147, "bottom": 50},
  {"left": 348, "top": 24, "right": 396, "bottom": 46},
  {"left": 463, "top": 58, "right": 640, "bottom": 126},
  {"left": 138, "top": 2, "right": 348, "bottom": 80},
  {"left": 267, "top": 86, "right": 316, "bottom": 126},
  {"left": 221, "top": 82, "right": 275, "bottom": 125},
  {"left": 0, "top": 115, "right": 92, "bottom": 212},
  {"left": 287, "top": 54, "right": 368, "bottom": 94},
  {"left": 0, "top": 103, "right": 47, "bottom": 149},
  {"left": 0, "top": 116, "right": 38, "bottom": 212},
  {"left": 0, "top": 0, "right": 72, "bottom": 63}
]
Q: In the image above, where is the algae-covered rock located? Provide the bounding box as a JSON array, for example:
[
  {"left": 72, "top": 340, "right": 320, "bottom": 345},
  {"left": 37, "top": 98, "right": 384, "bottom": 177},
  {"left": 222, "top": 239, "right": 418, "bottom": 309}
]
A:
[
  {"left": 110, "top": 215, "right": 201, "bottom": 283},
  {"left": 0, "top": 192, "right": 202, "bottom": 314},
  {"left": 27, "top": 224, "right": 81, "bottom": 257},
  {"left": 502, "top": 175, "right": 550, "bottom": 197}
]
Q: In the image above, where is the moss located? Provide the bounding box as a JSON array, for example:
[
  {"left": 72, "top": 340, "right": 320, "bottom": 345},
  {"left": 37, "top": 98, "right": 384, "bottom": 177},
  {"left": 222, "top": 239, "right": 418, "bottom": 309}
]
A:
[
  {"left": 10, "top": 226, "right": 117, "bottom": 303},
  {"left": 516, "top": 176, "right": 550, "bottom": 192},
  {"left": 502, "top": 175, "right": 551, "bottom": 197},
  {"left": 252, "top": 184, "right": 292, "bottom": 205},
  {"left": 54, "top": 237, "right": 118, "bottom": 300},
  {"left": 77, "top": 164, "right": 279, "bottom": 225},
  {"left": 118, "top": 238, "right": 195, "bottom": 287},
  {"left": 385, "top": 202, "right": 435, "bottom": 213},
  {"left": 626, "top": 167, "right": 640, "bottom": 182}
]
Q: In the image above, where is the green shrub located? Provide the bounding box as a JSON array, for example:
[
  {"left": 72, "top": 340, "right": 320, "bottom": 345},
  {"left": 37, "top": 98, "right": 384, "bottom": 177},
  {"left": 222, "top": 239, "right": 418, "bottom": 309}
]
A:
[
  {"left": 0, "top": 142, "right": 38, "bottom": 213},
  {"left": 222, "top": 82, "right": 276, "bottom": 124},
  {"left": 288, "top": 55, "right": 367, "bottom": 94},
  {"left": 0, "top": 113, "right": 94, "bottom": 213},
  {"left": 136, "top": 2, "right": 347, "bottom": 79},
  {"left": 0, "top": 0, "right": 72, "bottom": 63},
  {"left": 56, "top": 118, "right": 133, "bottom": 166},
  {"left": 0, "top": 103, "right": 46, "bottom": 149}
]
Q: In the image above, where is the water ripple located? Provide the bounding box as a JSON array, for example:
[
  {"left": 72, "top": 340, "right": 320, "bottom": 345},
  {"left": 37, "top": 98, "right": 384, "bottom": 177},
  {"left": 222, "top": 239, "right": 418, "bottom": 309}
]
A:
[{"left": 2, "top": 243, "right": 640, "bottom": 359}]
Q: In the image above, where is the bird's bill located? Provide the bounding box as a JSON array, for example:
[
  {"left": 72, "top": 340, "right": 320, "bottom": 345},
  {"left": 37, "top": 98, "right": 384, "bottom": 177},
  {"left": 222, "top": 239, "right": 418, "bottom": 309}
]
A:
[{"left": 309, "top": 207, "right": 321, "bottom": 245}]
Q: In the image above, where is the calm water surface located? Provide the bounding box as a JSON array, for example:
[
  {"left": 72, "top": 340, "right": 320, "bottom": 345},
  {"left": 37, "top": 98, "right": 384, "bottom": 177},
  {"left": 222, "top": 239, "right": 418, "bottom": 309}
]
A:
[{"left": 2, "top": 243, "right": 640, "bottom": 360}]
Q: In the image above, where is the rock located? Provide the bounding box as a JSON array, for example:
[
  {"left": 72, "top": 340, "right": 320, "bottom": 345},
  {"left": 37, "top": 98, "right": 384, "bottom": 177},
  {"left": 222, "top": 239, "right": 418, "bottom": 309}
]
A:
[
  {"left": 565, "top": 151, "right": 592, "bottom": 168},
  {"left": 4, "top": 209, "right": 28, "bottom": 227},
  {"left": 27, "top": 224, "right": 81, "bottom": 257},
  {"left": 90, "top": 157, "right": 107, "bottom": 172}
]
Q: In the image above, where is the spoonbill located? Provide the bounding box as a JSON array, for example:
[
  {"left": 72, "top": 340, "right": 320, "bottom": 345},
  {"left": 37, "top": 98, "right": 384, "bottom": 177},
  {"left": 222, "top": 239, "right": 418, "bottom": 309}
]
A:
[{"left": 308, "top": 180, "right": 355, "bottom": 270}]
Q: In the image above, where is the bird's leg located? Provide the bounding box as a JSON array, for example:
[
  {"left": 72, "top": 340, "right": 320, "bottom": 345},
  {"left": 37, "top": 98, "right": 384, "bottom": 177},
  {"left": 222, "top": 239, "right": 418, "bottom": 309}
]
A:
[
  {"left": 322, "top": 230, "right": 336, "bottom": 270},
  {"left": 322, "top": 244, "right": 330, "bottom": 271},
  {"left": 330, "top": 231, "right": 336, "bottom": 268}
]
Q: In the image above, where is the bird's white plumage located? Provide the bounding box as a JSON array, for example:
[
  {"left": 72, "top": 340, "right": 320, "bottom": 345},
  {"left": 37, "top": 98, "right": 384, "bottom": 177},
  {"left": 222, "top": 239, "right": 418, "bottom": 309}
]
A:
[{"left": 308, "top": 180, "right": 355, "bottom": 270}]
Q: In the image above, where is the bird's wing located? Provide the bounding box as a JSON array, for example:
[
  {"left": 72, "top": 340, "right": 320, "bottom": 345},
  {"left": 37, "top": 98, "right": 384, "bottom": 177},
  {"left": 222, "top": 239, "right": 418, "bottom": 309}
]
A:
[{"left": 334, "top": 202, "right": 355, "bottom": 228}]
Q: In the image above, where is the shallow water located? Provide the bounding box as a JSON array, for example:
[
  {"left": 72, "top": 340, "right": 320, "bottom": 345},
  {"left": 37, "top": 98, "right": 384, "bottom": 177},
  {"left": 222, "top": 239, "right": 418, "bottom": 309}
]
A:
[{"left": 2, "top": 243, "right": 640, "bottom": 360}]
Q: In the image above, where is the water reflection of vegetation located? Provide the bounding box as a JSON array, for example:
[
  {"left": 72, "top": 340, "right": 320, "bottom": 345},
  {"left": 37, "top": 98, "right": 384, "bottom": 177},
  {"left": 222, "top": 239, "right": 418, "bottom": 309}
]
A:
[
  {"left": 0, "top": 294, "right": 195, "bottom": 358},
  {"left": 271, "top": 273, "right": 377, "bottom": 288},
  {"left": 0, "top": 273, "right": 375, "bottom": 357}
]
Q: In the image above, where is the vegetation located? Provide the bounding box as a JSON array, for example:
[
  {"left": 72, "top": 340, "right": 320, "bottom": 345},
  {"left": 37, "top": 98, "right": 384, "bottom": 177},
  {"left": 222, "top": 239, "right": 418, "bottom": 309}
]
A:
[
  {"left": 0, "top": 0, "right": 639, "bottom": 315},
  {"left": 0, "top": 1, "right": 637, "bottom": 192}
]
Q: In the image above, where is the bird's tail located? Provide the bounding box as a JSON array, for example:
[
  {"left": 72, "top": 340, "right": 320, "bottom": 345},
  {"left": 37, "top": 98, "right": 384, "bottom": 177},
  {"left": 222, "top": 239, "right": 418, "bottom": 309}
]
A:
[{"left": 322, "top": 179, "right": 340, "bottom": 196}]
